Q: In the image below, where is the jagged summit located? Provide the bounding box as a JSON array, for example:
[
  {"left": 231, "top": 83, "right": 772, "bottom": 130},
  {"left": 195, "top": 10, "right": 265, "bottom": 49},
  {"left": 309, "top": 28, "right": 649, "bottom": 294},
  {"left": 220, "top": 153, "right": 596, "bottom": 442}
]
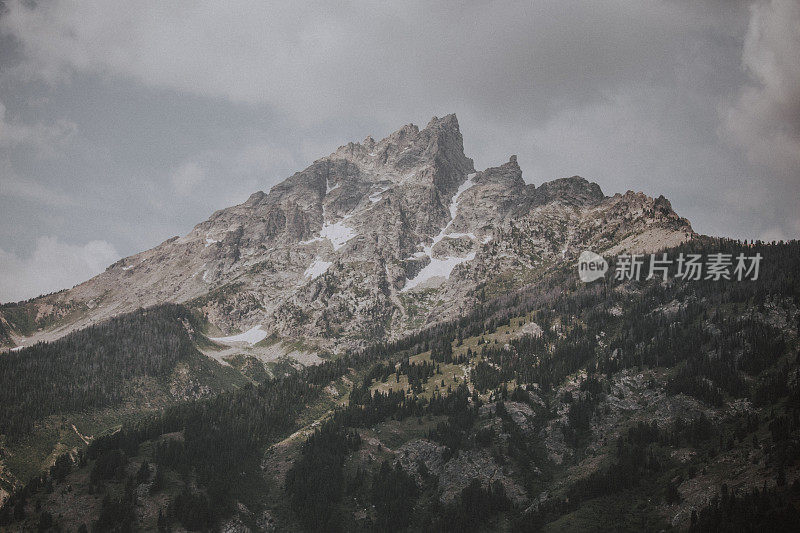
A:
[
  {"left": 327, "top": 113, "right": 473, "bottom": 193},
  {"left": 533, "top": 175, "right": 604, "bottom": 207},
  {"left": 1, "top": 115, "right": 694, "bottom": 352}
]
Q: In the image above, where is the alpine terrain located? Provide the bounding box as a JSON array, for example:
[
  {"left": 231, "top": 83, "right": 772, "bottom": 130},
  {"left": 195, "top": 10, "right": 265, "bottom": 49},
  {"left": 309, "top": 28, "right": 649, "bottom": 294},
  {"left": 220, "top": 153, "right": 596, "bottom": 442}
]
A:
[{"left": 0, "top": 115, "right": 798, "bottom": 532}]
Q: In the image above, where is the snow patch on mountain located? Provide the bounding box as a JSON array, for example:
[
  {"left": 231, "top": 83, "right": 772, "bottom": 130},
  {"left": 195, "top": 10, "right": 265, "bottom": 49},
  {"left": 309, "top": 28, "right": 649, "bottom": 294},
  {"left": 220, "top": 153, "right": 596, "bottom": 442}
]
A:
[
  {"left": 402, "top": 173, "right": 477, "bottom": 292},
  {"left": 369, "top": 185, "right": 391, "bottom": 203},
  {"left": 403, "top": 252, "right": 477, "bottom": 291},
  {"left": 301, "top": 190, "right": 358, "bottom": 250},
  {"left": 319, "top": 218, "right": 358, "bottom": 250},
  {"left": 210, "top": 325, "right": 268, "bottom": 346},
  {"left": 326, "top": 178, "right": 340, "bottom": 194},
  {"left": 304, "top": 260, "right": 333, "bottom": 280},
  {"left": 448, "top": 174, "right": 476, "bottom": 219}
]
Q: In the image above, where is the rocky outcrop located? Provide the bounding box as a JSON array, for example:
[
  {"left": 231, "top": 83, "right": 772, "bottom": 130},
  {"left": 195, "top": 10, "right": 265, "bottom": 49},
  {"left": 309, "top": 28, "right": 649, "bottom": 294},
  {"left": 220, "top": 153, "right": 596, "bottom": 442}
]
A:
[{"left": 532, "top": 175, "right": 604, "bottom": 207}]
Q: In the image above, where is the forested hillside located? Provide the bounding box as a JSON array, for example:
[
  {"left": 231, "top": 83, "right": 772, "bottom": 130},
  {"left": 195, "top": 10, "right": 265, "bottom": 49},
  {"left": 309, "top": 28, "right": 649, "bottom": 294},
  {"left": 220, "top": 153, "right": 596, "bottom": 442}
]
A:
[
  {"left": 0, "top": 305, "right": 207, "bottom": 438},
  {"left": 0, "top": 304, "right": 249, "bottom": 498},
  {"left": 1, "top": 239, "right": 799, "bottom": 531}
]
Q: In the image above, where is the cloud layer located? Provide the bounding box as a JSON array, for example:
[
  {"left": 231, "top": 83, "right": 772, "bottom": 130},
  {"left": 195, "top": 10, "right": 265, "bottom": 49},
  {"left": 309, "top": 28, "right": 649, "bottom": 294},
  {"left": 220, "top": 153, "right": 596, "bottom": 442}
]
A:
[
  {"left": 0, "top": 237, "right": 119, "bottom": 302},
  {"left": 0, "top": 1, "right": 726, "bottom": 123},
  {"left": 724, "top": 0, "right": 800, "bottom": 184}
]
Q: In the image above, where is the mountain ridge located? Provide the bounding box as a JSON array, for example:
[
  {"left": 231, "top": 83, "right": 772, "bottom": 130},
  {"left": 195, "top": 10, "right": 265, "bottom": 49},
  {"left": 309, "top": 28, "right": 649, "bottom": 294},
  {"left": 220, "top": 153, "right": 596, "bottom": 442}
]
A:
[
  {"left": 0, "top": 114, "right": 693, "bottom": 353},
  {"left": 7, "top": 117, "right": 800, "bottom": 533}
]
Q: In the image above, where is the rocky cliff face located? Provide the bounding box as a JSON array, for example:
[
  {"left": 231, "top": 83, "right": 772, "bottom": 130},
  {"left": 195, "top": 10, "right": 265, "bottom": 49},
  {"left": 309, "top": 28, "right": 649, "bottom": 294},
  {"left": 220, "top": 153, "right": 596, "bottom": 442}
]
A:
[{"left": 2, "top": 114, "right": 693, "bottom": 352}]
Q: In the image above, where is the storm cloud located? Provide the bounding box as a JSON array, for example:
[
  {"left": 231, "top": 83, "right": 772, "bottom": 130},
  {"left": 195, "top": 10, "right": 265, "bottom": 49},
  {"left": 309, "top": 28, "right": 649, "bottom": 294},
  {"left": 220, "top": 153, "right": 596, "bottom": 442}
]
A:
[
  {"left": 0, "top": 0, "right": 797, "bottom": 301},
  {"left": 724, "top": 0, "right": 800, "bottom": 186}
]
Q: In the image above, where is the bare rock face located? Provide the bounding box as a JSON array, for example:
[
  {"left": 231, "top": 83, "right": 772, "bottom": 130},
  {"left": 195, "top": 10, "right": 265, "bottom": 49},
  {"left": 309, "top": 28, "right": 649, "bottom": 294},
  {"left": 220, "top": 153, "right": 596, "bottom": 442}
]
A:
[
  {"left": 532, "top": 175, "right": 604, "bottom": 207},
  {"left": 395, "top": 438, "right": 527, "bottom": 505},
  {"left": 2, "top": 114, "right": 694, "bottom": 352}
]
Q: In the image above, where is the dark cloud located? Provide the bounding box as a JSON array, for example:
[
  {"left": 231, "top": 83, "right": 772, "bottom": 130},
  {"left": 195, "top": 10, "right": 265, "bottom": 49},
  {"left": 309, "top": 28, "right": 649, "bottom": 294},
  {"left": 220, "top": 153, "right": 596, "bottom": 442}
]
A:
[{"left": 724, "top": 0, "right": 800, "bottom": 186}]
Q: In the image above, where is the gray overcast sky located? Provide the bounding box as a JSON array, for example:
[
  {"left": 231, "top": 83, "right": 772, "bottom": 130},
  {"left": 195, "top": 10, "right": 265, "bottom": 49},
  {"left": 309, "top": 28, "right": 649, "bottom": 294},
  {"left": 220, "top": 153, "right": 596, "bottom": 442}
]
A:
[{"left": 0, "top": 0, "right": 798, "bottom": 302}]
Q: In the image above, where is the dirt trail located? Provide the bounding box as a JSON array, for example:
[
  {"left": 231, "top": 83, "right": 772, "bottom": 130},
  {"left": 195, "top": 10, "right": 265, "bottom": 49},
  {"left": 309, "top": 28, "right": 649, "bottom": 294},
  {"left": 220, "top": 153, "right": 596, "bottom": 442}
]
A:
[{"left": 72, "top": 424, "right": 93, "bottom": 445}]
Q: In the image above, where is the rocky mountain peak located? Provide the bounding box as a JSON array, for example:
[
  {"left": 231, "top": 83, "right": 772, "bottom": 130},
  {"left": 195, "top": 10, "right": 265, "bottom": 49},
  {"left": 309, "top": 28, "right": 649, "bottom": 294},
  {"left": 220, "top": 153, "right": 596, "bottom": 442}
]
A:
[
  {"left": 244, "top": 190, "right": 267, "bottom": 206},
  {"left": 2, "top": 114, "right": 695, "bottom": 354},
  {"left": 472, "top": 156, "right": 524, "bottom": 192},
  {"left": 325, "top": 114, "right": 473, "bottom": 185},
  {"left": 533, "top": 175, "right": 605, "bottom": 206}
]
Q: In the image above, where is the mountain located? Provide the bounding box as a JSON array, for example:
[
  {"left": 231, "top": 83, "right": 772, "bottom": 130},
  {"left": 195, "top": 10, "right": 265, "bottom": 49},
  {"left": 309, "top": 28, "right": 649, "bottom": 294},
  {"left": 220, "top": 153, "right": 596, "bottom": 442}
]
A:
[
  {"left": 16, "top": 115, "right": 800, "bottom": 533},
  {"left": 0, "top": 114, "right": 693, "bottom": 355},
  {"left": 2, "top": 239, "right": 798, "bottom": 532}
]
